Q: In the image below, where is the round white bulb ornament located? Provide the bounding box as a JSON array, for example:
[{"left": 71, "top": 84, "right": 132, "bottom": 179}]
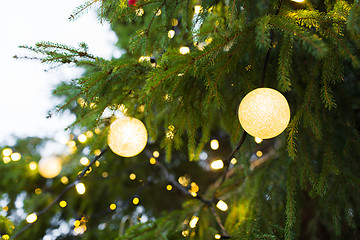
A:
[
  {"left": 238, "top": 88, "right": 290, "bottom": 139},
  {"left": 38, "top": 157, "right": 62, "bottom": 179},
  {"left": 108, "top": 116, "right": 148, "bottom": 157}
]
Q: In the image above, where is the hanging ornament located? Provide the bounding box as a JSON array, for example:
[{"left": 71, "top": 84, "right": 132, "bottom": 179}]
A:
[
  {"left": 108, "top": 116, "right": 148, "bottom": 157},
  {"left": 38, "top": 156, "right": 62, "bottom": 179},
  {"left": 128, "top": 0, "right": 137, "bottom": 6},
  {"left": 238, "top": 88, "right": 290, "bottom": 139}
]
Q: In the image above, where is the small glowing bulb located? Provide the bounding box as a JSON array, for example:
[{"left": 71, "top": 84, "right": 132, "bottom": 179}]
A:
[
  {"left": 67, "top": 140, "right": 76, "bottom": 148},
  {"left": 215, "top": 234, "right": 221, "bottom": 239},
  {"left": 129, "top": 173, "right": 136, "bottom": 180},
  {"left": 136, "top": 8, "right": 144, "bottom": 16},
  {"left": 108, "top": 117, "right": 148, "bottom": 157},
  {"left": 189, "top": 216, "right": 199, "bottom": 228},
  {"left": 230, "top": 158, "right": 237, "bottom": 165},
  {"left": 168, "top": 30, "right": 175, "bottom": 38},
  {"left": 80, "top": 157, "right": 90, "bottom": 166},
  {"left": 102, "top": 172, "right": 109, "bottom": 178},
  {"left": 155, "top": 9, "right": 161, "bottom": 16},
  {"left": 210, "top": 139, "right": 219, "bottom": 150},
  {"left": 11, "top": 152, "right": 21, "bottom": 161},
  {"left": 238, "top": 88, "right": 290, "bottom": 139},
  {"left": 3, "top": 157, "right": 11, "bottom": 164},
  {"left": 78, "top": 134, "right": 87, "bottom": 143},
  {"left": 171, "top": 18, "right": 178, "bottom": 26},
  {"left": 133, "top": 197, "right": 139, "bottom": 205},
  {"left": 2, "top": 148, "right": 12, "bottom": 157},
  {"left": 35, "top": 188, "right": 42, "bottom": 195},
  {"left": 256, "top": 151, "right": 263, "bottom": 157},
  {"left": 59, "top": 201, "right": 67, "bottom": 208},
  {"left": 182, "top": 230, "right": 190, "bottom": 237},
  {"left": 254, "top": 137, "right": 263, "bottom": 144},
  {"left": 153, "top": 151, "right": 160, "bottom": 158},
  {"left": 29, "top": 162, "right": 37, "bottom": 171},
  {"left": 149, "top": 157, "right": 156, "bottom": 165},
  {"left": 110, "top": 203, "right": 117, "bottom": 210},
  {"left": 76, "top": 183, "right": 86, "bottom": 195},
  {"left": 291, "top": 0, "right": 305, "bottom": 2},
  {"left": 61, "top": 176, "right": 69, "bottom": 184},
  {"left": 216, "top": 200, "right": 228, "bottom": 211},
  {"left": 194, "top": 5, "right": 203, "bottom": 14},
  {"left": 210, "top": 160, "right": 224, "bottom": 170},
  {"left": 86, "top": 131, "right": 93, "bottom": 138},
  {"left": 166, "top": 184, "right": 173, "bottom": 191},
  {"left": 179, "top": 46, "right": 190, "bottom": 54},
  {"left": 74, "top": 220, "right": 81, "bottom": 227},
  {"left": 2, "top": 234, "right": 9, "bottom": 240},
  {"left": 26, "top": 213, "right": 37, "bottom": 223},
  {"left": 94, "top": 149, "right": 101, "bottom": 156}
]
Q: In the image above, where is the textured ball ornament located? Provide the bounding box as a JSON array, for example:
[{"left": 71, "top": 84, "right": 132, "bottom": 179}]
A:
[
  {"left": 238, "top": 88, "right": 290, "bottom": 139},
  {"left": 108, "top": 117, "right": 148, "bottom": 157},
  {"left": 38, "top": 157, "right": 62, "bottom": 179},
  {"left": 128, "top": 0, "right": 137, "bottom": 5}
]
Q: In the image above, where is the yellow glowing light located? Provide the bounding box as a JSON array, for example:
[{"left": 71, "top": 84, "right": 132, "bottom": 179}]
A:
[
  {"left": 133, "top": 197, "right": 139, "bottom": 205},
  {"left": 74, "top": 220, "right": 81, "bottom": 227},
  {"left": 231, "top": 158, "right": 237, "bottom": 165},
  {"left": 2, "top": 234, "right": 9, "bottom": 240},
  {"left": 2, "top": 206, "right": 8, "bottom": 211},
  {"left": 171, "top": 18, "right": 178, "bottom": 26},
  {"left": 182, "top": 230, "right": 190, "bottom": 237},
  {"left": 94, "top": 149, "right": 102, "bottom": 156},
  {"left": 80, "top": 157, "right": 90, "bottom": 166},
  {"left": 139, "top": 56, "right": 151, "bottom": 63},
  {"left": 194, "top": 5, "right": 203, "bottom": 14},
  {"left": 59, "top": 200, "right": 67, "bottom": 208},
  {"left": 179, "top": 46, "right": 190, "bottom": 54},
  {"left": 86, "top": 131, "right": 93, "bottom": 138},
  {"left": 216, "top": 200, "right": 228, "bottom": 211},
  {"left": 94, "top": 128, "right": 101, "bottom": 134},
  {"left": 178, "top": 175, "right": 190, "bottom": 187},
  {"left": 73, "top": 225, "right": 86, "bottom": 235},
  {"left": 238, "top": 88, "right": 290, "bottom": 139},
  {"left": 189, "top": 216, "right": 199, "bottom": 228},
  {"left": 11, "top": 152, "right": 21, "bottom": 161},
  {"left": 2, "top": 148, "right": 12, "bottom": 157},
  {"left": 210, "top": 139, "right": 219, "bottom": 150},
  {"left": 166, "top": 184, "right": 173, "bottom": 191},
  {"left": 67, "top": 140, "right": 76, "bottom": 148},
  {"left": 136, "top": 8, "right": 144, "bottom": 16},
  {"left": 38, "top": 157, "right": 62, "bottom": 179},
  {"left": 150, "top": 157, "right": 156, "bottom": 165},
  {"left": 76, "top": 183, "right": 86, "bottom": 195},
  {"left": 155, "top": 9, "right": 162, "bottom": 16},
  {"left": 191, "top": 182, "right": 199, "bottom": 192},
  {"left": 29, "top": 162, "right": 37, "bottom": 171},
  {"left": 190, "top": 191, "right": 197, "bottom": 197},
  {"left": 291, "top": 0, "right": 305, "bottom": 2},
  {"left": 102, "top": 172, "right": 109, "bottom": 178},
  {"left": 168, "top": 30, "right": 175, "bottom": 38},
  {"left": 26, "top": 213, "right": 37, "bottom": 223},
  {"left": 110, "top": 203, "right": 117, "bottom": 210},
  {"left": 61, "top": 176, "right": 69, "bottom": 184},
  {"left": 129, "top": 173, "right": 136, "bottom": 180},
  {"left": 153, "top": 151, "right": 160, "bottom": 158},
  {"left": 3, "top": 157, "right": 11, "bottom": 164},
  {"left": 78, "top": 134, "right": 87, "bottom": 143},
  {"left": 254, "top": 137, "right": 263, "bottom": 144},
  {"left": 108, "top": 117, "right": 148, "bottom": 157},
  {"left": 215, "top": 234, "right": 221, "bottom": 239},
  {"left": 256, "top": 151, "right": 263, "bottom": 157},
  {"left": 95, "top": 160, "right": 100, "bottom": 167},
  {"left": 35, "top": 188, "right": 42, "bottom": 195},
  {"left": 210, "top": 160, "right": 224, "bottom": 170}
]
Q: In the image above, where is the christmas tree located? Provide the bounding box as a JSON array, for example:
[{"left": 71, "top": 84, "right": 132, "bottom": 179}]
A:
[{"left": 2, "top": 0, "right": 360, "bottom": 239}]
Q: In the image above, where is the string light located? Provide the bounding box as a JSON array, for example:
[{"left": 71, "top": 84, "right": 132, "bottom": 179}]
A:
[
  {"left": 179, "top": 46, "right": 190, "bottom": 54},
  {"left": 28, "top": 162, "right": 37, "bottom": 171},
  {"left": 168, "top": 30, "right": 175, "bottom": 38},
  {"left": 102, "top": 172, "right": 109, "bottom": 178},
  {"left": 80, "top": 157, "right": 90, "bottom": 166},
  {"left": 230, "top": 158, "right": 237, "bottom": 165},
  {"left": 210, "top": 139, "right": 219, "bottom": 150},
  {"left": 35, "top": 188, "right": 42, "bottom": 195},
  {"left": 38, "top": 157, "right": 62, "bottom": 179},
  {"left": 78, "top": 134, "right": 87, "bottom": 143},
  {"left": 85, "top": 130, "right": 93, "bottom": 138},
  {"left": 194, "top": 5, "right": 203, "bottom": 14},
  {"left": 238, "top": 88, "right": 290, "bottom": 139},
  {"left": 149, "top": 157, "right": 156, "bottom": 165},
  {"left": 171, "top": 18, "right": 178, "bottom": 26},
  {"left": 256, "top": 151, "right": 263, "bottom": 157},
  {"left": 166, "top": 184, "right": 173, "bottom": 191},
  {"left": 26, "top": 213, "right": 37, "bottom": 223},
  {"left": 215, "top": 234, "right": 221, "bottom": 239},
  {"left": 136, "top": 8, "right": 144, "bottom": 16},
  {"left": 60, "top": 176, "right": 69, "bottom": 184},
  {"left": 254, "top": 137, "right": 263, "bottom": 144},
  {"left": 210, "top": 160, "right": 224, "bottom": 170},
  {"left": 2, "top": 148, "right": 12, "bottom": 157},
  {"left": 189, "top": 216, "right": 199, "bottom": 228},
  {"left": 107, "top": 117, "right": 148, "bottom": 157},
  {"left": 2, "top": 234, "right": 9, "bottom": 240},
  {"left": 3, "top": 157, "right": 10, "bottom": 164},
  {"left": 59, "top": 201, "right": 67, "bottom": 208},
  {"left": 292, "top": 0, "right": 305, "bottom": 2},
  {"left": 110, "top": 203, "right": 117, "bottom": 210},
  {"left": 216, "top": 200, "right": 228, "bottom": 211},
  {"left": 133, "top": 197, "right": 139, "bottom": 205},
  {"left": 153, "top": 151, "right": 160, "bottom": 158},
  {"left": 129, "top": 173, "right": 136, "bottom": 180},
  {"left": 11, "top": 152, "right": 21, "bottom": 161},
  {"left": 75, "top": 183, "right": 86, "bottom": 195}
]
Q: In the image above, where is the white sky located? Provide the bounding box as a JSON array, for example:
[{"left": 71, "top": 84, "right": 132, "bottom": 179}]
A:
[{"left": 0, "top": 0, "right": 119, "bottom": 145}]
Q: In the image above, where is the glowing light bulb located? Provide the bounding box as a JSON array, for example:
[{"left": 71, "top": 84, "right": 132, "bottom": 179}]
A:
[
  {"left": 108, "top": 117, "right": 148, "bottom": 157},
  {"left": 210, "top": 139, "right": 219, "bottom": 150},
  {"left": 129, "top": 173, "right": 136, "bottom": 180},
  {"left": 133, "top": 197, "right": 139, "bottom": 205},
  {"left": 61, "top": 176, "right": 69, "bottom": 184},
  {"left": 292, "top": 0, "right": 305, "bottom": 2},
  {"left": 3, "top": 157, "right": 10, "bottom": 164},
  {"left": 38, "top": 157, "right": 62, "bottom": 179},
  {"left": 2, "top": 148, "right": 12, "bottom": 157},
  {"left": 254, "top": 137, "right": 263, "bottom": 144},
  {"left": 11, "top": 152, "right": 21, "bottom": 161},
  {"left": 80, "top": 157, "right": 89, "bottom": 166},
  {"left": 189, "top": 216, "right": 199, "bottom": 228},
  {"left": 256, "top": 151, "right": 263, "bottom": 157},
  {"left": 168, "top": 30, "right": 175, "bottom": 38},
  {"left": 216, "top": 200, "right": 228, "bottom": 211},
  {"left": 230, "top": 158, "right": 237, "bottom": 164},
  {"left": 110, "top": 203, "right": 117, "bottom": 210},
  {"left": 166, "top": 185, "right": 173, "bottom": 191},
  {"left": 76, "top": 183, "right": 86, "bottom": 195},
  {"left": 179, "top": 46, "right": 190, "bottom": 54},
  {"left": 59, "top": 201, "right": 67, "bottom": 208},
  {"left": 26, "top": 213, "right": 37, "bottom": 223},
  {"left": 29, "top": 162, "right": 37, "bottom": 171},
  {"left": 194, "top": 5, "right": 203, "bottom": 14},
  {"left": 215, "top": 234, "right": 221, "bottom": 239},
  {"left": 210, "top": 160, "right": 224, "bottom": 170},
  {"left": 149, "top": 157, "right": 156, "bottom": 165},
  {"left": 238, "top": 88, "right": 290, "bottom": 139}
]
